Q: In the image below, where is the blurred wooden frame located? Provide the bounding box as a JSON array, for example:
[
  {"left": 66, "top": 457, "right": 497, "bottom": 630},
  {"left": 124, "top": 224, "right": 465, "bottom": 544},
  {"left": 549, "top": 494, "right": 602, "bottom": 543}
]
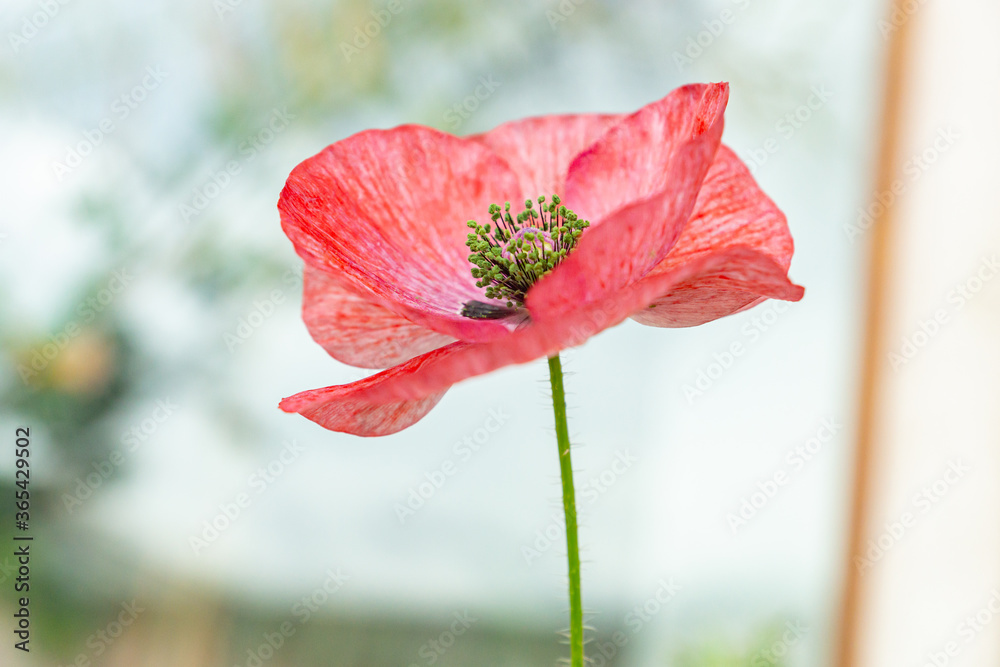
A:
[
  {"left": 836, "top": 0, "right": 915, "bottom": 664},
  {"left": 839, "top": 0, "right": 1000, "bottom": 664}
]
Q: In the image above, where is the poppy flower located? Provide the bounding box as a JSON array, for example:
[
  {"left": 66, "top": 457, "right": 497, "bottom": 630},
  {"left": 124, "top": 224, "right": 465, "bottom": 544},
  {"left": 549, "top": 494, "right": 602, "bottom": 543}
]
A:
[{"left": 278, "top": 82, "right": 803, "bottom": 436}]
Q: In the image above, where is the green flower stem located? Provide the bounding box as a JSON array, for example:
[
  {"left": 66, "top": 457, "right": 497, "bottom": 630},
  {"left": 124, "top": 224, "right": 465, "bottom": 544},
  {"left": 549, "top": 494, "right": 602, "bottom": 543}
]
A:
[{"left": 547, "top": 353, "right": 584, "bottom": 666}]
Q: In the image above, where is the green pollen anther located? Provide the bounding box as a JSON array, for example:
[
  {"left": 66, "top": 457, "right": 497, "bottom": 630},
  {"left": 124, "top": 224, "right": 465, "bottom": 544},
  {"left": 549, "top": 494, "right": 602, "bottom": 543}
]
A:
[{"left": 461, "top": 194, "right": 590, "bottom": 318}]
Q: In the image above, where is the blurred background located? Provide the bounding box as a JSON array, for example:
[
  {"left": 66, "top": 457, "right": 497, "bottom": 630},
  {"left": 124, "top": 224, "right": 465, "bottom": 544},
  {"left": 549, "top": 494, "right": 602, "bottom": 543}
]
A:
[{"left": 2, "top": 0, "right": 995, "bottom": 665}]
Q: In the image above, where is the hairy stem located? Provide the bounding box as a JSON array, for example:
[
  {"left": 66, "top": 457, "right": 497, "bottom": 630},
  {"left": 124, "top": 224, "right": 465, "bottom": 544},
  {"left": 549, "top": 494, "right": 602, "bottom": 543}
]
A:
[{"left": 547, "top": 353, "right": 583, "bottom": 666}]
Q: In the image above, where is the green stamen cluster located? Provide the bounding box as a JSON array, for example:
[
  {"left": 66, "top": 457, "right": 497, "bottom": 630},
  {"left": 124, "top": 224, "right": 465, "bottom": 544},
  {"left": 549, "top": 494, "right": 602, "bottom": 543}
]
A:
[{"left": 463, "top": 194, "right": 590, "bottom": 314}]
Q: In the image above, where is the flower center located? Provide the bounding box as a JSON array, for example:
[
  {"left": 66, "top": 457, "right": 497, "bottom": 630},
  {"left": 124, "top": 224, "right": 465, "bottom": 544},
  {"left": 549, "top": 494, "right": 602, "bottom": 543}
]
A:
[{"left": 461, "top": 194, "right": 590, "bottom": 319}]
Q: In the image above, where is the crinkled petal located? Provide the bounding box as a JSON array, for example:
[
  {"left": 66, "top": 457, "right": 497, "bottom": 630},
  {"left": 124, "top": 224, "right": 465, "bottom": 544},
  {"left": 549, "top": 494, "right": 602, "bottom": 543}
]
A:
[
  {"left": 279, "top": 343, "right": 465, "bottom": 437},
  {"left": 631, "top": 287, "right": 770, "bottom": 327},
  {"left": 279, "top": 124, "right": 521, "bottom": 342},
  {"left": 280, "top": 387, "right": 447, "bottom": 438},
  {"left": 526, "top": 83, "right": 730, "bottom": 319},
  {"left": 629, "top": 263, "right": 802, "bottom": 327},
  {"left": 631, "top": 144, "right": 797, "bottom": 327},
  {"left": 363, "top": 247, "right": 802, "bottom": 404},
  {"left": 470, "top": 113, "right": 625, "bottom": 201},
  {"left": 280, "top": 246, "right": 800, "bottom": 435},
  {"left": 302, "top": 264, "right": 455, "bottom": 368}
]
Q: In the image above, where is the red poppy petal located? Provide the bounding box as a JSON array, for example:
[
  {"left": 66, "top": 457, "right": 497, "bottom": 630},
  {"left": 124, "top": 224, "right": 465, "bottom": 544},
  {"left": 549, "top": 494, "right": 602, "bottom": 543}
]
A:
[
  {"left": 566, "top": 83, "right": 730, "bottom": 221},
  {"left": 650, "top": 144, "right": 794, "bottom": 273},
  {"left": 525, "top": 83, "right": 730, "bottom": 319},
  {"left": 470, "top": 113, "right": 625, "bottom": 201},
  {"left": 630, "top": 288, "right": 768, "bottom": 327},
  {"left": 279, "top": 124, "right": 522, "bottom": 342},
  {"left": 280, "top": 384, "right": 448, "bottom": 437},
  {"left": 280, "top": 247, "right": 800, "bottom": 435},
  {"left": 630, "top": 265, "right": 803, "bottom": 327},
  {"left": 362, "top": 246, "right": 800, "bottom": 403},
  {"left": 302, "top": 264, "right": 455, "bottom": 368},
  {"left": 631, "top": 144, "right": 797, "bottom": 327}
]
